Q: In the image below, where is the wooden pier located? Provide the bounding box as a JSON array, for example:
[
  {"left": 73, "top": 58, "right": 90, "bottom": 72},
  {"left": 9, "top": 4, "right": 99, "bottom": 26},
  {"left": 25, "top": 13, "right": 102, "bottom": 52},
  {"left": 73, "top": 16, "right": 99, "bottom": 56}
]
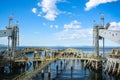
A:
[
  {"left": 1, "top": 47, "right": 120, "bottom": 80},
  {"left": 10, "top": 48, "right": 107, "bottom": 80},
  {"left": 104, "top": 48, "right": 120, "bottom": 76},
  {"left": 12, "top": 54, "right": 61, "bottom": 80}
]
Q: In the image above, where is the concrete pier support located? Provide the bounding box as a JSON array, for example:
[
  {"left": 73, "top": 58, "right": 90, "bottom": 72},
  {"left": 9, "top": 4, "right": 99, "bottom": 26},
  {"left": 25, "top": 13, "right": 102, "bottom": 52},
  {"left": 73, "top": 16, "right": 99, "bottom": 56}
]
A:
[
  {"left": 104, "top": 61, "right": 108, "bottom": 73},
  {"left": 60, "top": 60, "right": 62, "bottom": 71},
  {"left": 85, "top": 60, "right": 91, "bottom": 68},
  {"left": 96, "top": 61, "right": 98, "bottom": 70},
  {"left": 41, "top": 70, "right": 44, "bottom": 80},
  {"left": 10, "top": 62, "right": 13, "bottom": 73},
  {"left": 81, "top": 60, "right": 92, "bottom": 68},
  {"left": 17, "top": 62, "right": 21, "bottom": 73},
  {"left": 117, "top": 63, "right": 120, "bottom": 76},
  {"left": 88, "top": 61, "right": 92, "bottom": 70},
  {"left": 73, "top": 59, "right": 75, "bottom": 66},
  {"left": 95, "top": 61, "right": 102, "bottom": 71},
  {"left": 22, "top": 62, "right": 27, "bottom": 72},
  {"left": 71, "top": 65, "right": 73, "bottom": 79},
  {"left": 48, "top": 65, "right": 51, "bottom": 80},
  {"left": 87, "top": 60, "right": 101, "bottom": 71},
  {"left": 25, "top": 62, "right": 28, "bottom": 72},
  {"left": 84, "top": 60, "right": 86, "bottom": 68},
  {"left": 80, "top": 60, "right": 84, "bottom": 71},
  {"left": 56, "top": 61, "right": 58, "bottom": 76},
  {"left": 33, "top": 61, "right": 36, "bottom": 69},
  {"left": 91, "top": 61, "right": 94, "bottom": 70},
  {"left": 38, "top": 61, "right": 41, "bottom": 66},
  {"left": 35, "top": 61, "right": 39, "bottom": 69},
  {"left": 112, "top": 62, "right": 116, "bottom": 75},
  {"left": 104, "top": 58, "right": 120, "bottom": 76},
  {"left": 108, "top": 63, "right": 113, "bottom": 74},
  {"left": 64, "top": 59, "right": 66, "bottom": 70}
]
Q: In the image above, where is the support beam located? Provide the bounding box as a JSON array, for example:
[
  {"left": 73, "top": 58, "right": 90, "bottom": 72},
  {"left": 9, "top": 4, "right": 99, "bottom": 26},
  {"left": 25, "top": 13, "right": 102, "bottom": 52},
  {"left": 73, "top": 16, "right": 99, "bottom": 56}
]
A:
[{"left": 94, "top": 25, "right": 99, "bottom": 57}]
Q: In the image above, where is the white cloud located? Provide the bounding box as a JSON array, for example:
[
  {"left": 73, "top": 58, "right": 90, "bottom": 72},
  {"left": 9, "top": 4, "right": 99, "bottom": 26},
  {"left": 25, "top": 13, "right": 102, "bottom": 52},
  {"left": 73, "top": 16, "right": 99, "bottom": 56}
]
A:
[
  {"left": 32, "top": 8, "right": 37, "bottom": 13},
  {"left": 37, "top": 14, "right": 41, "bottom": 16},
  {"left": 56, "top": 29, "right": 92, "bottom": 40},
  {"left": 85, "top": 0, "right": 117, "bottom": 11},
  {"left": 32, "top": 0, "right": 66, "bottom": 21},
  {"left": 55, "top": 20, "right": 92, "bottom": 40},
  {"left": 43, "top": 23, "right": 47, "bottom": 26},
  {"left": 50, "top": 25, "right": 53, "bottom": 28},
  {"left": 0, "top": 37, "right": 8, "bottom": 45},
  {"left": 37, "top": 2, "right": 41, "bottom": 7},
  {"left": 55, "top": 25, "right": 58, "bottom": 28},
  {"left": 61, "top": 11, "right": 72, "bottom": 15},
  {"left": 40, "top": 0, "right": 60, "bottom": 21},
  {"left": 64, "top": 20, "right": 81, "bottom": 29},
  {"left": 109, "top": 22, "right": 120, "bottom": 30},
  {"left": 37, "top": 12, "right": 42, "bottom": 16},
  {"left": 50, "top": 25, "right": 59, "bottom": 29}
]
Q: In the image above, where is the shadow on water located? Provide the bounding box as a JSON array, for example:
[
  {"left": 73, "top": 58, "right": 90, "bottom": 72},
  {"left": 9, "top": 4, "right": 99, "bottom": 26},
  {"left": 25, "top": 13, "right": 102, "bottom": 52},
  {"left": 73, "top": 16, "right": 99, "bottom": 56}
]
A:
[{"left": 32, "top": 59, "right": 119, "bottom": 80}]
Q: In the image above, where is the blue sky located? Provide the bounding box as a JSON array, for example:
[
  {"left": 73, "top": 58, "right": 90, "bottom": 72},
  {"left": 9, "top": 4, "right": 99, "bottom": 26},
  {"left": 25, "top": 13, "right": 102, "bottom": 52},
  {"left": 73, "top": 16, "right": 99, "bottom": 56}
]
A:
[{"left": 0, "top": 0, "right": 120, "bottom": 46}]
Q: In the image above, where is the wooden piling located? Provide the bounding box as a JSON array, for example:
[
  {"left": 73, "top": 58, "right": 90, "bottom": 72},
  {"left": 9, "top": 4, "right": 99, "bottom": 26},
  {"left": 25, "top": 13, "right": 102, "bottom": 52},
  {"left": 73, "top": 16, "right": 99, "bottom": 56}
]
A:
[
  {"left": 71, "top": 66, "right": 73, "bottom": 79},
  {"left": 60, "top": 60, "right": 62, "bottom": 71},
  {"left": 41, "top": 69, "right": 44, "bottom": 80},
  {"left": 48, "top": 65, "right": 51, "bottom": 80}
]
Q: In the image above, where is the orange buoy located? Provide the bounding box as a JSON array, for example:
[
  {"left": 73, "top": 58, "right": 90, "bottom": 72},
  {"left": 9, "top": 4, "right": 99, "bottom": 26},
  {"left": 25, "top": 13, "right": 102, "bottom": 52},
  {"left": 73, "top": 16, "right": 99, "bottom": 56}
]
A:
[{"left": 24, "top": 57, "right": 28, "bottom": 62}]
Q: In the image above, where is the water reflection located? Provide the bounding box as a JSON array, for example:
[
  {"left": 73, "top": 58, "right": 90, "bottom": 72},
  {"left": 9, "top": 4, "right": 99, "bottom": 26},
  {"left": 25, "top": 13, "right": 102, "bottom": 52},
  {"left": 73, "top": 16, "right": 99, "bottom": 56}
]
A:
[{"left": 31, "top": 58, "right": 119, "bottom": 80}]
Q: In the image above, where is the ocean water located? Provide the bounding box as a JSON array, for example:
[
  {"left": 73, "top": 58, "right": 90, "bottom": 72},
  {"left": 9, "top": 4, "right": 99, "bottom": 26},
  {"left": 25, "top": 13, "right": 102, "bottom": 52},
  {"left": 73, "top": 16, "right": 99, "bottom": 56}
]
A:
[
  {"left": 0, "top": 46, "right": 114, "bottom": 54},
  {"left": 31, "top": 59, "right": 119, "bottom": 80}
]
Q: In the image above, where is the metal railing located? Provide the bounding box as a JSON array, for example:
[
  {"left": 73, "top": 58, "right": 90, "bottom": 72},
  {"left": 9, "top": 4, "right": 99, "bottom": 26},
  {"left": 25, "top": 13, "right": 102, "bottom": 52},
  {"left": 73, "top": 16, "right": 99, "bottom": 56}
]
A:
[{"left": 12, "top": 54, "right": 61, "bottom": 80}]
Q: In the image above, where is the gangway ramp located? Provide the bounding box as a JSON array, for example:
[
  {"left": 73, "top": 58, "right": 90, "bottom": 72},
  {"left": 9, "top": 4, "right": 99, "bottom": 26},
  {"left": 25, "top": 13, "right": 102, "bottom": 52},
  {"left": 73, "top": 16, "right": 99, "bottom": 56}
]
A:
[{"left": 12, "top": 54, "right": 61, "bottom": 80}]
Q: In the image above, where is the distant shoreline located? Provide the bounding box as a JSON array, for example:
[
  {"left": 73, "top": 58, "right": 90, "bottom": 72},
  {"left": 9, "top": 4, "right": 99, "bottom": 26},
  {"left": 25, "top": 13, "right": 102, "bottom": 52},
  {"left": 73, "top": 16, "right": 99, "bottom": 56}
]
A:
[{"left": 0, "top": 45, "right": 120, "bottom": 48}]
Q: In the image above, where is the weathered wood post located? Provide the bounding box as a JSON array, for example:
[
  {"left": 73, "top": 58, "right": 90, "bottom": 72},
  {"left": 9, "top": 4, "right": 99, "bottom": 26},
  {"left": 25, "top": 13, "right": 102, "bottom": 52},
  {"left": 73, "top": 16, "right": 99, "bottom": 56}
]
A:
[
  {"left": 56, "top": 61, "right": 58, "bottom": 76},
  {"left": 60, "top": 60, "right": 62, "bottom": 71},
  {"left": 71, "top": 65, "right": 73, "bottom": 79},
  {"left": 48, "top": 65, "right": 51, "bottom": 80},
  {"left": 41, "top": 69, "right": 44, "bottom": 80}
]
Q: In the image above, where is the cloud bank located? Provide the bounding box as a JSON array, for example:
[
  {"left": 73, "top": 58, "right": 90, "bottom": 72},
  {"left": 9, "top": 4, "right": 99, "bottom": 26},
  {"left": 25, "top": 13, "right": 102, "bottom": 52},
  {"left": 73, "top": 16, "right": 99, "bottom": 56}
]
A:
[
  {"left": 109, "top": 22, "right": 120, "bottom": 30},
  {"left": 55, "top": 20, "right": 92, "bottom": 40},
  {"left": 32, "top": 0, "right": 61, "bottom": 21},
  {"left": 85, "top": 0, "right": 117, "bottom": 11},
  {"left": 32, "top": 8, "right": 37, "bottom": 13}
]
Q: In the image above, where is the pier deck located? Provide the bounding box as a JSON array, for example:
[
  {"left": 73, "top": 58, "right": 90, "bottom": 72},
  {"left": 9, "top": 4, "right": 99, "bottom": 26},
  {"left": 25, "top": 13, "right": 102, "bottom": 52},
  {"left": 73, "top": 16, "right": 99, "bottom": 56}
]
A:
[
  {"left": 12, "top": 54, "right": 61, "bottom": 80},
  {"left": 12, "top": 54, "right": 106, "bottom": 80},
  {"left": 59, "top": 57, "right": 106, "bottom": 61}
]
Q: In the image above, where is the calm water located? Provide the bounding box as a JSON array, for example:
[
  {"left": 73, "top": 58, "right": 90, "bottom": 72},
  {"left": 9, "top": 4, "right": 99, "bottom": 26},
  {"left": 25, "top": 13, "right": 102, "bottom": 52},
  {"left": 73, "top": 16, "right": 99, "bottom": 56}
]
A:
[
  {"left": 0, "top": 46, "right": 114, "bottom": 53},
  {"left": 31, "top": 59, "right": 118, "bottom": 80}
]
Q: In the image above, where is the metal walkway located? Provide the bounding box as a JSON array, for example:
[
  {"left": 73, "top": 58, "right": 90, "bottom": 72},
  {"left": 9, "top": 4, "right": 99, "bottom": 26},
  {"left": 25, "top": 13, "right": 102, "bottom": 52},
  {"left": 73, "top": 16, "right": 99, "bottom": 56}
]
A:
[
  {"left": 12, "top": 55, "right": 61, "bottom": 80},
  {"left": 12, "top": 54, "right": 106, "bottom": 80}
]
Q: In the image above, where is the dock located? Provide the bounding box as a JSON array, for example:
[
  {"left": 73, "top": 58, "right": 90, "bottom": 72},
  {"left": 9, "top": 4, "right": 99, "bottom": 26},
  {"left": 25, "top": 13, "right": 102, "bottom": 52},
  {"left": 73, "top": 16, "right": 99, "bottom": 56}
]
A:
[
  {"left": 12, "top": 54, "right": 61, "bottom": 80},
  {"left": 9, "top": 48, "right": 106, "bottom": 80}
]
